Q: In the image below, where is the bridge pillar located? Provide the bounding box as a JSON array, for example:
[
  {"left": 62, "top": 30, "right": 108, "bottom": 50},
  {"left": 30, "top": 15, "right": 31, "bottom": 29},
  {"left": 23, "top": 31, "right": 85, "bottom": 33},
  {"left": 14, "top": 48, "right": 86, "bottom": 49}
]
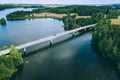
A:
[
  {"left": 89, "top": 27, "right": 91, "bottom": 30},
  {"left": 90, "top": 27, "right": 94, "bottom": 31},
  {"left": 23, "top": 48, "right": 26, "bottom": 54},
  {"left": 84, "top": 29, "right": 86, "bottom": 31},
  {"left": 50, "top": 40, "right": 53, "bottom": 46},
  {"left": 72, "top": 32, "right": 75, "bottom": 37},
  {"left": 92, "top": 27, "right": 95, "bottom": 30}
]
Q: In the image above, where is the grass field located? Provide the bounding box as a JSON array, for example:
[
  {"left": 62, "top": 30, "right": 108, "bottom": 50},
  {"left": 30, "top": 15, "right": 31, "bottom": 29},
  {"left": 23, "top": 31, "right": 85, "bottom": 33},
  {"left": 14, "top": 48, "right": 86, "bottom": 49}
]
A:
[
  {"left": 111, "top": 16, "right": 120, "bottom": 25},
  {"left": 26, "top": 12, "right": 91, "bottom": 19}
]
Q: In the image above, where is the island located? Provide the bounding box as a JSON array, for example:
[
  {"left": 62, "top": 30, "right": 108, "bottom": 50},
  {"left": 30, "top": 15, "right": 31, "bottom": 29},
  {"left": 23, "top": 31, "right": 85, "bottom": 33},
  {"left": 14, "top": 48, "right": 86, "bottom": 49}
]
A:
[{"left": 0, "top": 18, "right": 6, "bottom": 25}]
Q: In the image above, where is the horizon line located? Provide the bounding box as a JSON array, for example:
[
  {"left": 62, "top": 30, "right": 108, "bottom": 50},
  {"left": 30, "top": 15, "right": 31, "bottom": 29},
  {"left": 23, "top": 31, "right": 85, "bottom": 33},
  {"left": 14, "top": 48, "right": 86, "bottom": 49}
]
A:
[{"left": 0, "top": 3, "right": 120, "bottom": 5}]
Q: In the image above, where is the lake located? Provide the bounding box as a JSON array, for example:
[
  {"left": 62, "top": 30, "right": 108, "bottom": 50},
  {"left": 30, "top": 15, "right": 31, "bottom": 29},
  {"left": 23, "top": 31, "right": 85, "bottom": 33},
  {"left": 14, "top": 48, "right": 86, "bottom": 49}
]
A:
[{"left": 0, "top": 8, "right": 119, "bottom": 80}]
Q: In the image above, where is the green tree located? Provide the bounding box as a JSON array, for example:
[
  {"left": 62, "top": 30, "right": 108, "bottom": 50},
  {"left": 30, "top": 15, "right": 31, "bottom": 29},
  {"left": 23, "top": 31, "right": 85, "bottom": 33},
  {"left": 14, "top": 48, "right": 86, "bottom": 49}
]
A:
[
  {"left": 0, "top": 45, "right": 23, "bottom": 79},
  {"left": 92, "top": 19, "right": 120, "bottom": 70},
  {"left": 0, "top": 46, "right": 8, "bottom": 50},
  {"left": 0, "top": 18, "right": 6, "bottom": 25},
  {"left": 10, "top": 45, "right": 23, "bottom": 67}
]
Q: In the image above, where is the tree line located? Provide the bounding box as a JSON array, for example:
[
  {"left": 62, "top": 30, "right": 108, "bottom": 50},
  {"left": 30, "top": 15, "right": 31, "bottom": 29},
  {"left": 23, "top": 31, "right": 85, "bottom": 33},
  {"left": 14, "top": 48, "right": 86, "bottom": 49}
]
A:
[
  {"left": 6, "top": 11, "right": 32, "bottom": 19},
  {"left": 7, "top": 5, "right": 120, "bottom": 19},
  {"left": 92, "top": 19, "right": 120, "bottom": 69},
  {"left": 0, "top": 5, "right": 18, "bottom": 11},
  {"left": 0, "top": 4, "right": 44, "bottom": 11},
  {"left": 33, "top": 5, "right": 120, "bottom": 18},
  {"left": 62, "top": 14, "right": 96, "bottom": 30}
]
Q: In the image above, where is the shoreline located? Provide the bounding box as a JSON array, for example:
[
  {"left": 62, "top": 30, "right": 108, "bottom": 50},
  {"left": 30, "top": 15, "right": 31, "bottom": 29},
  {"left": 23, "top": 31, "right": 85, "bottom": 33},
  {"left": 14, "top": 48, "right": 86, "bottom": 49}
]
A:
[{"left": 7, "top": 16, "right": 62, "bottom": 20}]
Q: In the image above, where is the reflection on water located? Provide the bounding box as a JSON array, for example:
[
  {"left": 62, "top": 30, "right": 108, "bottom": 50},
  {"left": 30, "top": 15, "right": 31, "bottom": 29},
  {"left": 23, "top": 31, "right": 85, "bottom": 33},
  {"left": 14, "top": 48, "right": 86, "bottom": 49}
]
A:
[{"left": 15, "top": 32, "right": 120, "bottom": 80}]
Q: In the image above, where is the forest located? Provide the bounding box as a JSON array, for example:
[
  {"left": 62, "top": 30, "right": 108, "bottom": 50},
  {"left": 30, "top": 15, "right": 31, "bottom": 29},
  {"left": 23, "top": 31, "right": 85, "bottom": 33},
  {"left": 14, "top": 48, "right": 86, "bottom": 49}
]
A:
[
  {"left": 7, "top": 11, "right": 32, "bottom": 19},
  {"left": 92, "top": 19, "right": 120, "bottom": 70},
  {"left": 0, "top": 4, "right": 18, "bottom": 11},
  {"left": 62, "top": 14, "right": 95, "bottom": 30}
]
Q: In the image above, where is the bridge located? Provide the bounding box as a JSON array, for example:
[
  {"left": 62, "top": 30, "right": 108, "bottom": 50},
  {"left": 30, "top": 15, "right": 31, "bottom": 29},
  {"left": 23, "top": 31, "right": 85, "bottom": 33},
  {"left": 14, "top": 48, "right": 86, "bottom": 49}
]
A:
[{"left": 0, "top": 24, "right": 96, "bottom": 56}]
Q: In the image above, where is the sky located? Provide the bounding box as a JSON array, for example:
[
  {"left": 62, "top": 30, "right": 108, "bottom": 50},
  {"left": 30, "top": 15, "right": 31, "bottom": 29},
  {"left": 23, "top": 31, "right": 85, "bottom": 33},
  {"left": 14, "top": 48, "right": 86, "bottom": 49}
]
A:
[{"left": 0, "top": 0, "right": 120, "bottom": 4}]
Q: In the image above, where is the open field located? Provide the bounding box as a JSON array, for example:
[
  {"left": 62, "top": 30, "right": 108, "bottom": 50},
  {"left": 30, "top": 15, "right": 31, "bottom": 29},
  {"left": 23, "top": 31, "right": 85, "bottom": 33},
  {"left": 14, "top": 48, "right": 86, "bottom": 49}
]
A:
[
  {"left": 26, "top": 12, "right": 91, "bottom": 19},
  {"left": 29, "top": 13, "right": 66, "bottom": 19},
  {"left": 111, "top": 16, "right": 120, "bottom": 25}
]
